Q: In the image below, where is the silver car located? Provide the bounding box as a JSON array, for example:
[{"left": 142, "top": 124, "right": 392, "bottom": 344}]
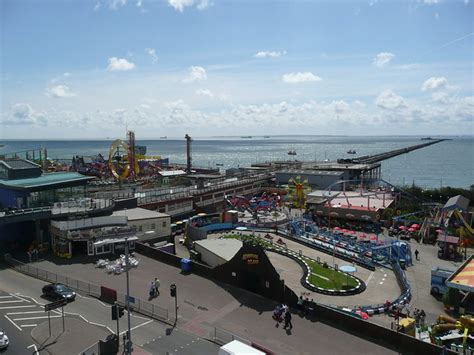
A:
[{"left": 0, "top": 330, "right": 9, "bottom": 349}]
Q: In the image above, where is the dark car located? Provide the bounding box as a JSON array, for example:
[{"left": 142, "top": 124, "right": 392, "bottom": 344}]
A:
[{"left": 42, "top": 283, "right": 76, "bottom": 302}]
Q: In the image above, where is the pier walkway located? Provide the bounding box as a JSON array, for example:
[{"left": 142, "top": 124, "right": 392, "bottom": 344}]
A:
[{"left": 341, "top": 139, "right": 447, "bottom": 164}]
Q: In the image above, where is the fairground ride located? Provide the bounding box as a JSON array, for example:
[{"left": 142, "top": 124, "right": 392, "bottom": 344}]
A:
[{"left": 287, "top": 176, "right": 312, "bottom": 208}]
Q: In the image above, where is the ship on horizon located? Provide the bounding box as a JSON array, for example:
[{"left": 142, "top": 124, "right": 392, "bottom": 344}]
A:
[{"left": 240, "top": 136, "right": 253, "bottom": 139}]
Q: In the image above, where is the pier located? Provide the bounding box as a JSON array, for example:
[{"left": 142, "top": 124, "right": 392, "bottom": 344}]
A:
[{"left": 338, "top": 139, "right": 447, "bottom": 164}]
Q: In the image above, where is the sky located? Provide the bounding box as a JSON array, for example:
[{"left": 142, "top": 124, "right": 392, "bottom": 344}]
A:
[{"left": 0, "top": 0, "right": 473, "bottom": 139}]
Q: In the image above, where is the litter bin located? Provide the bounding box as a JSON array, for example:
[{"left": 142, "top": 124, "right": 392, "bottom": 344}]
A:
[{"left": 181, "top": 258, "right": 192, "bottom": 272}]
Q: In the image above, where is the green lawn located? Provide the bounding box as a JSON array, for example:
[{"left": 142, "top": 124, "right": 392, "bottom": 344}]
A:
[
  {"left": 303, "top": 258, "right": 358, "bottom": 290},
  {"left": 223, "top": 233, "right": 359, "bottom": 291}
]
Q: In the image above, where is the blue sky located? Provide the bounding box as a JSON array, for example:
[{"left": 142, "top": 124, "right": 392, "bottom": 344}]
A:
[{"left": 1, "top": 0, "right": 473, "bottom": 138}]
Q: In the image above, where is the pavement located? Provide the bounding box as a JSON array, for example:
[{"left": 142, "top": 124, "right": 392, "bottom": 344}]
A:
[{"left": 29, "top": 254, "right": 397, "bottom": 354}]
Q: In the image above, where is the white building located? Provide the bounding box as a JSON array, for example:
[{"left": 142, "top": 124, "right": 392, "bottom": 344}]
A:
[
  {"left": 194, "top": 239, "right": 242, "bottom": 267},
  {"left": 113, "top": 207, "right": 171, "bottom": 241}
]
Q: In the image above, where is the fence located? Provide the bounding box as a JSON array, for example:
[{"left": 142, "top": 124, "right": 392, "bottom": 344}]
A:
[
  {"left": 4, "top": 254, "right": 169, "bottom": 322},
  {"left": 80, "top": 341, "right": 100, "bottom": 355},
  {"left": 213, "top": 327, "right": 252, "bottom": 346}
]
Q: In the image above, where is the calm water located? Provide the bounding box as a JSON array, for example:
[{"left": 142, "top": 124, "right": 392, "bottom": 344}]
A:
[{"left": 1, "top": 136, "right": 473, "bottom": 189}]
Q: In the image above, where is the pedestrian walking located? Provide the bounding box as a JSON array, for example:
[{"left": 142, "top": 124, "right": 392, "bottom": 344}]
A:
[
  {"left": 283, "top": 310, "right": 293, "bottom": 330},
  {"left": 414, "top": 249, "right": 419, "bottom": 261}
]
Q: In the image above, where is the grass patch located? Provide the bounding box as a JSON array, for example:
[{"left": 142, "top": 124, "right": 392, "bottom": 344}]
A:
[{"left": 304, "top": 258, "right": 358, "bottom": 290}]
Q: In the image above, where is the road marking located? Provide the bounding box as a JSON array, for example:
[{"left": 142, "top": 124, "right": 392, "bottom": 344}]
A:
[
  {"left": 0, "top": 295, "right": 13, "bottom": 299},
  {"left": 119, "top": 319, "right": 153, "bottom": 335},
  {"left": 0, "top": 305, "right": 36, "bottom": 310},
  {"left": 4, "top": 315, "right": 22, "bottom": 331},
  {"left": 106, "top": 326, "right": 114, "bottom": 334},
  {"left": 89, "top": 321, "right": 106, "bottom": 327},
  {"left": 21, "top": 324, "right": 38, "bottom": 327},
  {"left": 13, "top": 315, "right": 62, "bottom": 321},
  {"left": 7, "top": 311, "right": 45, "bottom": 315},
  {"left": 365, "top": 271, "right": 375, "bottom": 284},
  {"left": 11, "top": 293, "right": 32, "bottom": 303},
  {"left": 311, "top": 273, "right": 330, "bottom": 281},
  {"left": 27, "top": 344, "right": 39, "bottom": 354},
  {"left": 0, "top": 300, "right": 26, "bottom": 304}
]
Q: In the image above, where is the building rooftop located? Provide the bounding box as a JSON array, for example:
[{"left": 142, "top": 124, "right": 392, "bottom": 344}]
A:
[
  {"left": 443, "top": 195, "right": 470, "bottom": 212},
  {"left": 112, "top": 207, "right": 169, "bottom": 221},
  {"left": 277, "top": 170, "right": 344, "bottom": 176},
  {"left": 195, "top": 239, "right": 242, "bottom": 261},
  {"left": 0, "top": 172, "right": 95, "bottom": 191},
  {"left": 446, "top": 255, "right": 474, "bottom": 293},
  {"left": 0, "top": 159, "right": 41, "bottom": 170}
]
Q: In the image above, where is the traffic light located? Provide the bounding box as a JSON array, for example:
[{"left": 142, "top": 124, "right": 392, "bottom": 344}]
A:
[
  {"left": 118, "top": 306, "right": 125, "bottom": 318},
  {"left": 112, "top": 304, "right": 125, "bottom": 320},
  {"left": 170, "top": 284, "right": 176, "bottom": 297},
  {"left": 112, "top": 304, "right": 118, "bottom": 320}
]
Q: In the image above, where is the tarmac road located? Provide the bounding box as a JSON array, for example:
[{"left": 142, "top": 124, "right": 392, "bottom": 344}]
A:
[{"left": 0, "top": 266, "right": 220, "bottom": 355}]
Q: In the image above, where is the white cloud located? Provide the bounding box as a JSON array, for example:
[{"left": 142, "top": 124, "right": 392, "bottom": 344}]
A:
[
  {"left": 145, "top": 48, "right": 158, "bottom": 64},
  {"left": 375, "top": 89, "right": 406, "bottom": 110},
  {"left": 424, "top": 0, "right": 439, "bottom": 4},
  {"left": 136, "top": 0, "right": 143, "bottom": 7},
  {"left": 196, "top": 89, "right": 213, "bottom": 97},
  {"left": 107, "top": 57, "right": 136, "bottom": 71},
  {"left": 94, "top": 2, "right": 101, "bottom": 11},
  {"left": 373, "top": 52, "right": 395, "bottom": 67},
  {"left": 109, "top": 0, "right": 127, "bottom": 10},
  {"left": 197, "top": 0, "right": 210, "bottom": 10},
  {"left": 254, "top": 50, "right": 286, "bottom": 58},
  {"left": 1, "top": 103, "right": 46, "bottom": 125},
  {"left": 168, "top": 0, "right": 194, "bottom": 12},
  {"left": 465, "top": 0, "right": 470, "bottom": 4},
  {"left": 282, "top": 72, "right": 322, "bottom": 83},
  {"left": 167, "top": 0, "right": 211, "bottom": 12},
  {"left": 183, "top": 66, "right": 207, "bottom": 82},
  {"left": 46, "top": 85, "right": 76, "bottom": 98},
  {"left": 422, "top": 76, "right": 448, "bottom": 91}
]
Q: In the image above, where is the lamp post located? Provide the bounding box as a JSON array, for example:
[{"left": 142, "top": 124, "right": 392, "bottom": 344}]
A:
[{"left": 124, "top": 236, "right": 132, "bottom": 355}]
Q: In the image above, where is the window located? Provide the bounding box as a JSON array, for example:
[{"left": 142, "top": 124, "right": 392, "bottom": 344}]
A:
[
  {"left": 162, "top": 221, "right": 167, "bottom": 228},
  {"left": 151, "top": 223, "right": 156, "bottom": 230},
  {"left": 138, "top": 225, "right": 143, "bottom": 232}
]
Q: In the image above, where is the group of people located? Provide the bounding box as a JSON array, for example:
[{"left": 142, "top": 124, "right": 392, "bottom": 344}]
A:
[
  {"left": 149, "top": 278, "right": 160, "bottom": 299},
  {"left": 272, "top": 303, "right": 293, "bottom": 330},
  {"left": 413, "top": 308, "right": 426, "bottom": 327}
]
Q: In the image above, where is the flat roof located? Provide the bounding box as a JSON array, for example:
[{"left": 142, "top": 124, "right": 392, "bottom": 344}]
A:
[
  {"left": 113, "top": 207, "right": 169, "bottom": 220},
  {"left": 307, "top": 190, "right": 395, "bottom": 211},
  {"left": 277, "top": 170, "right": 343, "bottom": 176},
  {"left": 0, "top": 172, "right": 94, "bottom": 191},
  {"left": 195, "top": 239, "right": 242, "bottom": 261},
  {"left": 446, "top": 255, "right": 474, "bottom": 292},
  {"left": 0, "top": 159, "right": 41, "bottom": 170}
]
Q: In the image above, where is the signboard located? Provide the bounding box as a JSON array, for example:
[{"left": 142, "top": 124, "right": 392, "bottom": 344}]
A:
[
  {"left": 127, "top": 296, "right": 135, "bottom": 304},
  {"left": 242, "top": 253, "right": 259, "bottom": 265},
  {"left": 44, "top": 298, "right": 67, "bottom": 312}
]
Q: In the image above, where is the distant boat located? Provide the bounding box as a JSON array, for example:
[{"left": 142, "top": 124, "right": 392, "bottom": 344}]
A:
[
  {"left": 263, "top": 136, "right": 270, "bottom": 138},
  {"left": 216, "top": 163, "right": 224, "bottom": 166},
  {"left": 421, "top": 137, "right": 433, "bottom": 140},
  {"left": 0, "top": 144, "right": 4, "bottom": 148},
  {"left": 288, "top": 150, "right": 297, "bottom": 156},
  {"left": 241, "top": 136, "right": 252, "bottom": 139},
  {"left": 347, "top": 150, "right": 356, "bottom": 154},
  {"left": 160, "top": 136, "right": 167, "bottom": 139}
]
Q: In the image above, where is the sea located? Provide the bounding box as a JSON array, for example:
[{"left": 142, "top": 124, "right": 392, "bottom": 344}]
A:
[{"left": 1, "top": 136, "right": 473, "bottom": 189}]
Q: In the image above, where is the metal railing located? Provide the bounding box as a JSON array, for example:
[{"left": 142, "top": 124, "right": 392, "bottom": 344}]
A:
[
  {"left": 80, "top": 340, "right": 100, "bottom": 355},
  {"left": 4, "top": 255, "right": 169, "bottom": 322},
  {"left": 213, "top": 327, "right": 252, "bottom": 346}
]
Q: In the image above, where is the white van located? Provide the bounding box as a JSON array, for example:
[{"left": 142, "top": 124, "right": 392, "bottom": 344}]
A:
[{"left": 218, "top": 340, "right": 266, "bottom": 355}]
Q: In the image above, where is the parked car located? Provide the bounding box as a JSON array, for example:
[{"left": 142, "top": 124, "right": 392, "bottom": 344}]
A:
[
  {"left": 42, "top": 283, "right": 76, "bottom": 302},
  {"left": 0, "top": 329, "right": 9, "bottom": 350}
]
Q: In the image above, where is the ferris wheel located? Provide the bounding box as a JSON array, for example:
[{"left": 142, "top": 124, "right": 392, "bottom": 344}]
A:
[{"left": 108, "top": 139, "right": 134, "bottom": 180}]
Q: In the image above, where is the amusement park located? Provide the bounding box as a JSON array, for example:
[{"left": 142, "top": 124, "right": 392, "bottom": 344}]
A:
[{"left": 0, "top": 133, "right": 473, "bottom": 354}]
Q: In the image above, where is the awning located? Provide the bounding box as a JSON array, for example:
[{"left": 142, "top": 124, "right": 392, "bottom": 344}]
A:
[
  {"left": 437, "top": 235, "right": 459, "bottom": 244},
  {"left": 94, "top": 236, "right": 138, "bottom": 246}
]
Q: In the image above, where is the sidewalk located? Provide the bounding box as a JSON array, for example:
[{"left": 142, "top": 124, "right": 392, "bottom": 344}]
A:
[{"left": 31, "top": 317, "right": 110, "bottom": 355}]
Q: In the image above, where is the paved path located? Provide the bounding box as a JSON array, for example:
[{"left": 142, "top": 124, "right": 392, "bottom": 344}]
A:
[{"left": 31, "top": 254, "right": 396, "bottom": 354}]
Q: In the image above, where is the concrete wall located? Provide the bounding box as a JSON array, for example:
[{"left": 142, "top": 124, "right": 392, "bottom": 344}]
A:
[
  {"left": 194, "top": 243, "right": 227, "bottom": 267},
  {"left": 130, "top": 216, "right": 171, "bottom": 241}
]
